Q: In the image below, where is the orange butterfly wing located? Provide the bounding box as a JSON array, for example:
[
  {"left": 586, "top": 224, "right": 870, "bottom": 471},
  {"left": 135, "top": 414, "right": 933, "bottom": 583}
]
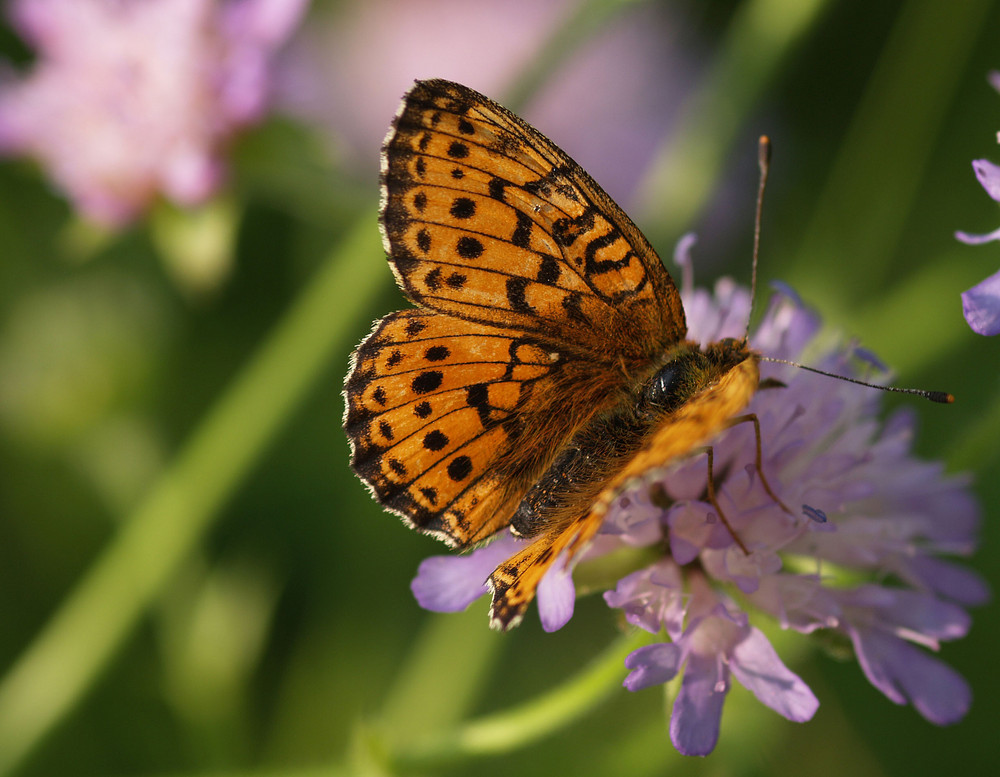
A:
[
  {"left": 346, "top": 79, "right": 752, "bottom": 630},
  {"left": 380, "top": 79, "right": 685, "bottom": 355},
  {"left": 345, "top": 308, "right": 598, "bottom": 548}
]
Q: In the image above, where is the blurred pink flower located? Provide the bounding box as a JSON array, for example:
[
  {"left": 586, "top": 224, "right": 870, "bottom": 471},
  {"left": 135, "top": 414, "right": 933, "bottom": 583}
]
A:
[
  {"left": 0, "top": 0, "right": 309, "bottom": 225},
  {"left": 279, "top": 0, "right": 689, "bottom": 205}
]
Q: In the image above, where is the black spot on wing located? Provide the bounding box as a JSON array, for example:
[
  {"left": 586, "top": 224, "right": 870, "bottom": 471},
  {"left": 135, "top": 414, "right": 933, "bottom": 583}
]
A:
[
  {"left": 425, "top": 267, "right": 442, "bottom": 290},
  {"left": 512, "top": 211, "right": 532, "bottom": 248},
  {"left": 411, "top": 370, "right": 443, "bottom": 394},
  {"left": 405, "top": 318, "right": 427, "bottom": 337},
  {"left": 466, "top": 383, "right": 490, "bottom": 425},
  {"left": 423, "top": 429, "right": 449, "bottom": 451},
  {"left": 506, "top": 277, "right": 531, "bottom": 313},
  {"left": 488, "top": 177, "right": 509, "bottom": 201},
  {"left": 447, "top": 455, "right": 473, "bottom": 481},
  {"left": 424, "top": 345, "right": 450, "bottom": 361},
  {"left": 537, "top": 255, "right": 560, "bottom": 284},
  {"left": 457, "top": 236, "right": 484, "bottom": 259},
  {"left": 450, "top": 197, "right": 476, "bottom": 219}
]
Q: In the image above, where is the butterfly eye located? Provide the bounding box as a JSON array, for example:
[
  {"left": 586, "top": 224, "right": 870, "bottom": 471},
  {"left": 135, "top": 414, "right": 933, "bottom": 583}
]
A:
[{"left": 644, "top": 363, "right": 687, "bottom": 413}]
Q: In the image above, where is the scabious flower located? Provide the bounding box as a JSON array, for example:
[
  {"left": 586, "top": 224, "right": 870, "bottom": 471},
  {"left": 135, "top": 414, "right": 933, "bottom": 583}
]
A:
[
  {"left": 955, "top": 70, "right": 1000, "bottom": 335},
  {"left": 411, "top": 251, "right": 986, "bottom": 756},
  {"left": 0, "top": 0, "right": 309, "bottom": 226}
]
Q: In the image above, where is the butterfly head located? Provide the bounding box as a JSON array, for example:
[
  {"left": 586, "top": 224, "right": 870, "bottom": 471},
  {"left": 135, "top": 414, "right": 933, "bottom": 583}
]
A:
[{"left": 640, "top": 338, "right": 757, "bottom": 420}]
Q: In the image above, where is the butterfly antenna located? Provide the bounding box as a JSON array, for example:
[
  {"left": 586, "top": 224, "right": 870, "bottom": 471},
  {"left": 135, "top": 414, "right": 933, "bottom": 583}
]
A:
[
  {"left": 761, "top": 356, "right": 954, "bottom": 404},
  {"left": 745, "top": 137, "right": 771, "bottom": 343},
  {"left": 749, "top": 138, "right": 953, "bottom": 405}
]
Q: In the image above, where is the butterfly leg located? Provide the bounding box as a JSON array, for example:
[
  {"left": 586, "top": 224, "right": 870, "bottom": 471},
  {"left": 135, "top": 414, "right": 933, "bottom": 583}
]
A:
[
  {"left": 725, "top": 413, "right": 793, "bottom": 516},
  {"left": 695, "top": 445, "right": 750, "bottom": 554}
]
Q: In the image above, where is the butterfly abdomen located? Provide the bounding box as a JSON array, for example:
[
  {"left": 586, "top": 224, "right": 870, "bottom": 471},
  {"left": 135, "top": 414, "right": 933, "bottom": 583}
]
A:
[{"left": 509, "top": 410, "right": 648, "bottom": 538}]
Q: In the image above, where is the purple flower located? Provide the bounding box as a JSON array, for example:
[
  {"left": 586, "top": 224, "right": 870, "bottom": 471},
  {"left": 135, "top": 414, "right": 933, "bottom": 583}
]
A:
[
  {"left": 0, "top": 0, "right": 308, "bottom": 225},
  {"left": 959, "top": 266, "right": 1000, "bottom": 336},
  {"left": 409, "top": 253, "right": 984, "bottom": 755},
  {"left": 954, "top": 71, "right": 1000, "bottom": 334},
  {"left": 614, "top": 567, "right": 818, "bottom": 755},
  {"left": 411, "top": 534, "right": 577, "bottom": 633},
  {"left": 597, "top": 271, "right": 985, "bottom": 753}
]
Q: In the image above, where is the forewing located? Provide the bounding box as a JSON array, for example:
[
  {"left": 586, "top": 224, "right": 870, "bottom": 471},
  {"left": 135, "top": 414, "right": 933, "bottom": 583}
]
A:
[{"left": 381, "top": 79, "right": 686, "bottom": 360}]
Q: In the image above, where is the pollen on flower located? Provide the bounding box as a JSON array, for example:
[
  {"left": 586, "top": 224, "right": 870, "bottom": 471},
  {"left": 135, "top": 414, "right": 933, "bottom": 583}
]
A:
[{"left": 0, "top": 0, "right": 309, "bottom": 225}]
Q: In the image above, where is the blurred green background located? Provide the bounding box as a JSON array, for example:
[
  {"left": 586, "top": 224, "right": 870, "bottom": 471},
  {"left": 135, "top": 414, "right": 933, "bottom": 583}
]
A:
[{"left": 1, "top": 0, "right": 998, "bottom": 775}]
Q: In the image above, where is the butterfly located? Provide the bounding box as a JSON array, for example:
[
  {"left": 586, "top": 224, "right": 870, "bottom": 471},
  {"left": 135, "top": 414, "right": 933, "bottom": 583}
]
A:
[{"left": 344, "top": 79, "right": 767, "bottom": 630}]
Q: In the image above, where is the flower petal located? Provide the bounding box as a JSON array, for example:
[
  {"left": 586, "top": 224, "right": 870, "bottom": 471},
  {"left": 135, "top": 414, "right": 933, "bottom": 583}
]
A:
[
  {"left": 972, "top": 159, "right": 1000, "bottom": 201},
  {"left": 670, "top": 652, "right": 727, "bottom": 756},
  {"left": 961, "top": 269, "right": 1000, "bottom": 335},
  {"left": 730, "top": 627, "right": 819, "bottom": 722},
  {"left": 955, "top": 226, "right": 1000, "bottom": 245},
  {"left": 604, "top": 561, "right": 686, "bottom": 637},
  {"left": 623, "top": 643, "right": 682, "bottom": 691},
  {"left": 410, "top": 535, "right": 519, "bottom": 612},
  {"left": 839, "top": 586, "right": 970, "bottom": 645},
  {"left": 537, "top": 554, "right": 576, "bottom": 632},
  {"left": 0, "top": 0, "right": 306, "bottom": 225},
  {"left": 849, "top": 628, "right": 971, "bottom": 724},
  {"left": 904, "top": 556, "right": 991, "bottom": 607}
]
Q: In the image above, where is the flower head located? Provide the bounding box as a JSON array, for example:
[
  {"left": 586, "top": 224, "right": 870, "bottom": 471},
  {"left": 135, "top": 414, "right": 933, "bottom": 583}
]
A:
[
  {"left": 409, "top": 258, "right": 984, "bottom": 755},
  {"left": 0, "top": 0, "right": 308, "bottom": 225}
]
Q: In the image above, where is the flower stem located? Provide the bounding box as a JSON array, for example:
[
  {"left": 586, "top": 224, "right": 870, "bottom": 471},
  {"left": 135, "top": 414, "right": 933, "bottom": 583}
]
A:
[
  {"left": 389, "top": 629, "right": 649, "bottom": 770},
  {"left": 0, "top": 211, "right": 384, "bottom": 777},
  {"left": 790, "top": 0, "right": 993, "bottom": 305},
  {"left": 636, "top": 0, "right": 832, "bottom": 236},
  {"left": 378, "top": 609, "right": 506, "bottom": 745}
]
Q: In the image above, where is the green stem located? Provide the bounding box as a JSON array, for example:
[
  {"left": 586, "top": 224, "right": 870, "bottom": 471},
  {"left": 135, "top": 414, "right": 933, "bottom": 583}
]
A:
[
  {"left": 389, "top": 629, "right": 649, "bottom": 771},
  {"left": 0, "top": 211, "right": 384, "bottom": 776},
  {"left": 789, "top": 0, "right": 993, "bottom": 308},
  {"left": 378, "top": 609, "right": 506, "bottom": 748},
  {"left": 636, "top": 0, "right": 832, "bottom": 238}
]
